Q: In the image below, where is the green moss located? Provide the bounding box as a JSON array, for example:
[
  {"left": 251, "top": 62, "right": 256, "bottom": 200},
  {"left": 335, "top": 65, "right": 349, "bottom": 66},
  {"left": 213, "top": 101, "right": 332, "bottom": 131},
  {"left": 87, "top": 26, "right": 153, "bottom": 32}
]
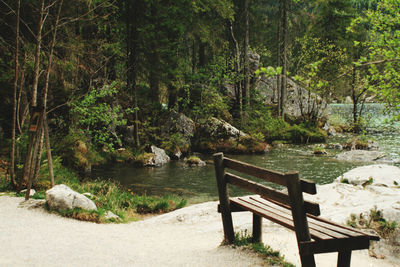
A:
[
  {"left": 134, "top": 153, "right": 155, "bottom": 166},
  {"left": 186, "top": 156, "right": 201, "bottom": 165}
]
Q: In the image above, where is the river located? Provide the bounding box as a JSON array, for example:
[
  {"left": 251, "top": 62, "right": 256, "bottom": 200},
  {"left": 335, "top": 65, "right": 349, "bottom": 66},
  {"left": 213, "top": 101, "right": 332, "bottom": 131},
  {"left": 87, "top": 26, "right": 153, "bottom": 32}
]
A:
[{"left": 92, "top": 104, "right": 400, "bottom": 204}]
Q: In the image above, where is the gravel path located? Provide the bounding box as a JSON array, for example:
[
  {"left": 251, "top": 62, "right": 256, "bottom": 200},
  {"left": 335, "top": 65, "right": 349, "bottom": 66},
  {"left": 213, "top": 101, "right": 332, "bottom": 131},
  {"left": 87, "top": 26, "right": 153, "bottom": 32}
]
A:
[{"left": 0, "top": 195, "right": 395, "bottom": 267}]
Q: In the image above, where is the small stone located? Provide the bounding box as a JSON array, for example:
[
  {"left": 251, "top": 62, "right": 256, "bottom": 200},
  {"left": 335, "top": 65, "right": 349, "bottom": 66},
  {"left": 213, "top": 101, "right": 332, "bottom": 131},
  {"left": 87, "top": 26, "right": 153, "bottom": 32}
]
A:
[
  {"left": 104, "top": 211, "right": 121, "bottom": 221},
  {"left": 21, "top": 189, "right": 36, "bottom": 197}
]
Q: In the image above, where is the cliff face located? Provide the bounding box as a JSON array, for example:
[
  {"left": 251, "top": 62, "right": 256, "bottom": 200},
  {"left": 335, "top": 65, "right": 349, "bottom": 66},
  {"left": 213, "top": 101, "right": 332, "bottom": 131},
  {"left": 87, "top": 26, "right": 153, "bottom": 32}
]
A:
[{"left": 256, "top": 75, "right": 330, "bottom": 120}]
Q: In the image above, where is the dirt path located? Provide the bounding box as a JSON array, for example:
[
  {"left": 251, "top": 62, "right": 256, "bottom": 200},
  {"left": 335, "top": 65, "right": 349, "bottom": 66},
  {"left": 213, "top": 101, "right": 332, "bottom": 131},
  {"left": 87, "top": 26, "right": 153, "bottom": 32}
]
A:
[{"left": 0, "top": 195, "right": 395, "bottom": 267}]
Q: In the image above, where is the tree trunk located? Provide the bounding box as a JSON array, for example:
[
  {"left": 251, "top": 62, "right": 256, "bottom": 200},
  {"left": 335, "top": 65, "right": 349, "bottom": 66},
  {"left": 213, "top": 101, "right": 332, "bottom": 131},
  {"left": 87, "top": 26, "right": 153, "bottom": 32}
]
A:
[
  {"left": 22, "top": 0, "right": 45, "bottom": 191},
  {"left": 280, "top": 0, "right": 288, "bottom": 119},
  {"left": 10, "top": 0, "right": 21, "bottom": 188},
  {"left": 26, "top": 0, "right": 63, "bottom": 199},
  {"left": 243, "top": 0, "right": 250, "bottom": 108},
  {"left": 230, "top": 23, "right": 243, "bottom": 125},
  {"left": 126, "top": 0, "right": 140, "bottom": 146},
  {"left": 44, "top": 121, "right": 54, "bottom": 187}
]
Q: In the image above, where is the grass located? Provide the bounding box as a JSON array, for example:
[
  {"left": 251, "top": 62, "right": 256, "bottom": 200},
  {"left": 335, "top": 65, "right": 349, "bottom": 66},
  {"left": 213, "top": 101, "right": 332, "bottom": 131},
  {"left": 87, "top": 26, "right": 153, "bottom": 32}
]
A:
[
  {"left": 0, "top": 160, "right": 186, "bottom": 223},
  {"left": 233, "top": 230, "right": 295, "bottom": 267}
]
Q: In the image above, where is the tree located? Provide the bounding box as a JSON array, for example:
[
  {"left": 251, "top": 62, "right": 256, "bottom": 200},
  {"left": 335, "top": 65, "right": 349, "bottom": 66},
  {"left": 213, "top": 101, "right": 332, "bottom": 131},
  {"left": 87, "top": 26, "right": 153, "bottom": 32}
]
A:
[{"left": 359, "top": 0, "right": 400, "bottom": 118}]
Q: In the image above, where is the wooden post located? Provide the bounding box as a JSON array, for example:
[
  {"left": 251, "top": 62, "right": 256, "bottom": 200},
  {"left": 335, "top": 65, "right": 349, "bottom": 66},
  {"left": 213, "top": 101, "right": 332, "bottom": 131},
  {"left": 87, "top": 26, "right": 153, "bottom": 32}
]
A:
[
  {"left": 213, "top": 152, "right": 235, "bottom": 244},
  {"left": 252, "top": 214, "right": 262, "bottom": 243},
  {"left": 286, "top": 172, "right": 316, "bottom": 267},
  {"left": 337, "top": 251, "right": 351, "bottom": 267}
]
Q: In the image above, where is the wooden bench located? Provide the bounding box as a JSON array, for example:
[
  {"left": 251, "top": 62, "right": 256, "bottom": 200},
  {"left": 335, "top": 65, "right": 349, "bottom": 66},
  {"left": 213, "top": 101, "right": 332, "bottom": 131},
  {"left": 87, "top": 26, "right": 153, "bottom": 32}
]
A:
[{"left": 213, "top": 152, "right": 379, "bottom": 267}]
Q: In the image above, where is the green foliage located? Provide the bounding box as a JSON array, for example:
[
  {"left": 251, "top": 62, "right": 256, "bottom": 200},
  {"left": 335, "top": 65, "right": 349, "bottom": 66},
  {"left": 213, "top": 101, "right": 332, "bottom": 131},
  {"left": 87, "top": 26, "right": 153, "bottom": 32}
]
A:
[
  {"left": 350, "top": 0, "right": 400, "bottom": 118},
  {"left": 70, "top": 82, "right": 130, "bottom": 151},
  {"left": 288, "top": 124, "right": 327, "bottom": 144},
  {"left": 161, "top": 133, "right": 189, "bottom": 156},
  {"left": 347, "top": 206, "right": 399, "bottom": 238},
  {"left": 233, "top": 230, "right": 295, "bottom": 267}
]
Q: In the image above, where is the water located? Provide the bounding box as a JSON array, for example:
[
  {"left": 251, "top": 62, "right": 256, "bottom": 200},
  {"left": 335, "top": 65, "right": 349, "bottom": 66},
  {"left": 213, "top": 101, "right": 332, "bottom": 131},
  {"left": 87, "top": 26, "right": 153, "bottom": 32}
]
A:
[{"left": 92, "top": 104, "right": 400, "bottom": 204}]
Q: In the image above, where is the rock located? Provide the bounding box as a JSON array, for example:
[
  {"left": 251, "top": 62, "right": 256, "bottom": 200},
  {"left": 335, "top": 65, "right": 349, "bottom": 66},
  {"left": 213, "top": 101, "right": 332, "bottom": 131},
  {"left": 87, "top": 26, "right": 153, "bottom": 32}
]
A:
[
  {"left": 21, "top": 189, "right": 36, "bottom": 197},
  {"left": 335, "top": 164, "right": 400, "bottom": 188},
  {"left": 150, "top": 145, "right": 170, "bottom": 166},
  {"left": 256, "top": 75, "right": 330, "bottom": 120},
  {"left": 185, "top": 156, "right": 206, "bottom": 167},
  {"left": 173, "top": 148, "right": 182, "bottom": 160},
  {"left": 200, "top": 117, "right": 247, "bottom": 139},
  {"left": 305, "top": 166, "right": 400, "bottom": 262},
  {"left": 313, "top": 149, "right": 327, "bottom": 155},
  {"left": 104, "top": 211, "right": 121, "bottom": 221},
  {"left": 18, "top": 199, "right": 45, "bottom": 209},
  {"left": 335, "top": 150, "right": 397, "bottom": 163},
  {"left": 323, "top": 122, "right": 337, "bottom": 136},
  {"left": 327, "top": 143, "right": 343, "bottom": 150},
  {"left": 46, "top": 184, "right": 97, "bottom": 211},
  {"left": 345, "top": 96, "right": 353, "bottom": 104},
  {"left": 161, "top": 111, "right": 195, "bottom": 144}
]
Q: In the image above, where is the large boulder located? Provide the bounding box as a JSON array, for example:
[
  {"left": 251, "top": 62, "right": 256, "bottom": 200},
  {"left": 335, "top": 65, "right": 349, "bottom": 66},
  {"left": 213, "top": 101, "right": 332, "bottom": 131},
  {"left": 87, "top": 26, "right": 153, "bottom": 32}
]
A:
[
  {"left": 305, "top": 165, "right": 400, "bottom": 262},
  {"left": 335, "top": 150, "right": 397, "bottom": 163},
  {"left": 194, "top": 117, "right": 269, "bottom": 154},
  {"left": 149, "top": 145, "right": 170, "bottom": 166},
  {"left": 256, "top": 75, "right": 330, "bottom": 120},
  {"left": 46, "top": 184, "right": 97, "bottom": 211},
  {"left": 161, "top": 111, "right": 195, "bottom": 144},
  {"left": 200, "top": 117, "right": 246, "bottom": 140},
  {"left": 335, "top": 164, "right": 400, "bottom": 188}
]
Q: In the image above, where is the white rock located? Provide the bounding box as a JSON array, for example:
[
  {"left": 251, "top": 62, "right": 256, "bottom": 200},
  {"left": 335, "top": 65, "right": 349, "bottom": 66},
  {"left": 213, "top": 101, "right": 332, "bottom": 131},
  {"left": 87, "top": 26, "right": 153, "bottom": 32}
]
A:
[
  {"left": 104, "top": 211, "right": 121, "bottom": 221},
  {"left": 150, "top": 145, "right": 170, "bottom": 166},
  {"left": 46, "top": 184, "right": 97, "bottom": 211},
  {"left": 21, "top": 189, "right": 36, "bottom": 197},
  {"left": 335, "top": 164, "right": 400, "bottom": 187}
]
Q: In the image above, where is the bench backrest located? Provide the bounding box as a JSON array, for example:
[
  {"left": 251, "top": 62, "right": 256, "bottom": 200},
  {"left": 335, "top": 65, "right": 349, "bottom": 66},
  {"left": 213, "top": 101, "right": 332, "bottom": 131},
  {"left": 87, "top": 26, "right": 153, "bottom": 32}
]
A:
[{"left": 213, "top": 152, "right": 320, "bottom": 243}]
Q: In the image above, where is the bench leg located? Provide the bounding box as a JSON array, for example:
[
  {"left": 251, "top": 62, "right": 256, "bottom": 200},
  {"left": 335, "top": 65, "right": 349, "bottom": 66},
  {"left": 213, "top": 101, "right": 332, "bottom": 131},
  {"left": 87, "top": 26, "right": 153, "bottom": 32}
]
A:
[
  {"left": 252, "top": 214, "right": 262, "bottom": 243},
  {"left": 300, "top": 254, "right": 316, "bottom": 267},
  {"left": 337, "top": 251, "right": 351, "bottom": 267}
]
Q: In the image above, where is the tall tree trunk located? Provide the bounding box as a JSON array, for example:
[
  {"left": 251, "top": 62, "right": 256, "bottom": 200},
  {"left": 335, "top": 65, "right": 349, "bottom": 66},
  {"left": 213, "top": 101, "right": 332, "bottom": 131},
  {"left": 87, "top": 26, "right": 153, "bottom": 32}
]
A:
[
  {"left": 277, "top": 1, "right": 282, "bottom": 114},
  {"left": 10, "top": 0, "right": 21, "bottom": 188},
  {"left": 126, "top": 0, "right": 140, "bottom": 146},
  {"left": 44, "top": 121, "right": 54, "bottom": 187},
  {"left": 22, "top": 0, "right": 45, "bottom": 190},
  {"left": 149, "top": 2, "right": 160, "bottom": 104},
  {"left": 26, "top": 0, "right": 63, "bottom": 199},
  {"left": 279, "top": 0, "right": 288, "bottom": 119},
  {"left": 243, "top": 0, "right": 250, "bottom": 108},
  {"left": 230, "top": 23, "right": 243, "bottom": 125}
]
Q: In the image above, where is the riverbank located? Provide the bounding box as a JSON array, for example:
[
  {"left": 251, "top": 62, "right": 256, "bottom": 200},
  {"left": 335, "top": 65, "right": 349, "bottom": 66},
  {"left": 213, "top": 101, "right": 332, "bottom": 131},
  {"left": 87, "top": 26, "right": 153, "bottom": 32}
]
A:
[{"left": 0, "top": 194, "right": 397, "bottom": 267}]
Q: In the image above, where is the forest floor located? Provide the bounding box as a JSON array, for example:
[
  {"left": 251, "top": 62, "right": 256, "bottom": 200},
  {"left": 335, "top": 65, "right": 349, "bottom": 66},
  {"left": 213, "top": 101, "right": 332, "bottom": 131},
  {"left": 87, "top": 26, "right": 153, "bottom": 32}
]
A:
[{"left": 0, "top": 195, "right": 396, "bottom": 267}]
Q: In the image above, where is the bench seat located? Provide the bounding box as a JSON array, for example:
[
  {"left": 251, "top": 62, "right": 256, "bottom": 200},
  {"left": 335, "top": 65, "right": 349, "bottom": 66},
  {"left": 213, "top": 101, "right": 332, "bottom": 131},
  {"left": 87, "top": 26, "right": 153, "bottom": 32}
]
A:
[{"left": 226, "top": 196, "right": 379, "bottom": 255}]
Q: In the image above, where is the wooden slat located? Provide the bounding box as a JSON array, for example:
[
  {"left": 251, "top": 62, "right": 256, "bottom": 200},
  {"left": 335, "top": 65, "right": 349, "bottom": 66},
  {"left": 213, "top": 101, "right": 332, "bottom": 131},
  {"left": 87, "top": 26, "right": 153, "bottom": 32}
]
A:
[
  {"left": 300, "top": 179, "right": 317, "bottom": 195},
  {"left": 308, "top": 213, "right": 380, "bottom": 241},
  {"left": 259, "top": 195, "right": 320, "bottom": 217},
  {"left": 224, "top": 157, "right": 288, "bottom": 186},
  {"left": 248, "top": 197, "right": 348, "bottom": 239},
  {"left": 226, "top": 172, "right": 320, "bottom": 216},
  {"left": 231, "top": 198, "right": 296, "bottom": 231},
  {"left": 226, "top": 173, "right": 290, "bottom": 205},
  {"left": 300, "top": 236, "right": 371, "bottom": 255},
  {"left": 250, "top": 196, "right": 371, "bottom": 240},
  {"left": 233, "top": 197, "right": 333, "bottom": 240},
  {"left": 223, "top": 157, "right": 317, "bottom": 194}
]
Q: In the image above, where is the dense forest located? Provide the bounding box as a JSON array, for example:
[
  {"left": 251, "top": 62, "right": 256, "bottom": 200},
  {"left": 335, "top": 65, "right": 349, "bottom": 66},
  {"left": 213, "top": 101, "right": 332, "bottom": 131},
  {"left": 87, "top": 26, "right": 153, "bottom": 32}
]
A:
[{"left": 0, "top": 0, "right": 399, "bottom": 196}]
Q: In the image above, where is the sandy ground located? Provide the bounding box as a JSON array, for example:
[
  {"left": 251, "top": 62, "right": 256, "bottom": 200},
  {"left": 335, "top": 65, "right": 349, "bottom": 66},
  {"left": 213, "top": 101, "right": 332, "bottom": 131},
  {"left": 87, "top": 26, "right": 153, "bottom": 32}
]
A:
[{"left": 0, "top": 195, "right": 396, "bottom": 267}]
